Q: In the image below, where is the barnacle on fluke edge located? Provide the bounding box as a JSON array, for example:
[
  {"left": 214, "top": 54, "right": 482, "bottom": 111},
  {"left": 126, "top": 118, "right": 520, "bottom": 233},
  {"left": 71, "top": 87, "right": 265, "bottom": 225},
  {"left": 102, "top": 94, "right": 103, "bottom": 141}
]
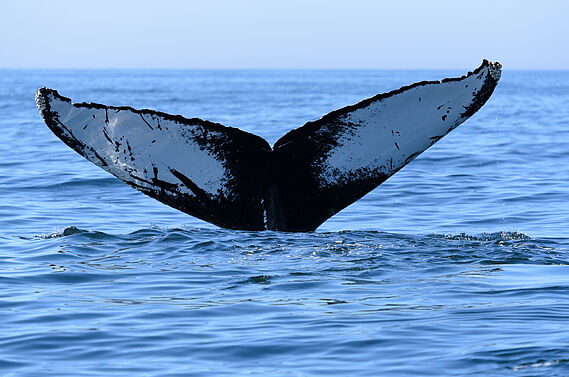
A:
[{"left": 36, "top": 60, "right": 501, "bottom": 231}]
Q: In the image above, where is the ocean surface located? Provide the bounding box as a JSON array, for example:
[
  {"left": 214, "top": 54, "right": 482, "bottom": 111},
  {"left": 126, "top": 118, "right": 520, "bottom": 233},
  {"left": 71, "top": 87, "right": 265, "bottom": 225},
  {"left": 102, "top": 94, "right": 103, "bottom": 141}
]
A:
[{"left": 1, "top": 67, "right": 569, "bottom": 376}]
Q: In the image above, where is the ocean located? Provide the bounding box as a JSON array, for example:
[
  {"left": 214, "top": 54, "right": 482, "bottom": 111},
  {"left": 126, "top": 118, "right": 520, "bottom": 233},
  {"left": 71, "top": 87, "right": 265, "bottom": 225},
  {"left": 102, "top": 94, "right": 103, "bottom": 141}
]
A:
[{"left": 1, "top": 68, "right": 569, "bottom": 376}]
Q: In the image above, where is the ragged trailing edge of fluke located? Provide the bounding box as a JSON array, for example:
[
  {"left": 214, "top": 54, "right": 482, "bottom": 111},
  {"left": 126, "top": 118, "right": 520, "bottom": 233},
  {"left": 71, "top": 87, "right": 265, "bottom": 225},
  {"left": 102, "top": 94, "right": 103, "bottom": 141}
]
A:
[{"left": 36, "top": 59, "right": 501, "bottom": 232}]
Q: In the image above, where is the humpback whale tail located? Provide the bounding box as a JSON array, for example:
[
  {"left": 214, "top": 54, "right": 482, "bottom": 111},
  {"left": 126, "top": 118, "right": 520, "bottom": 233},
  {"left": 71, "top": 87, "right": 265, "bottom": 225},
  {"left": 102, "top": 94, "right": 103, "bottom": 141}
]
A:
[{"left": 36, "top": 60, "right": 501, "bottom": 231}]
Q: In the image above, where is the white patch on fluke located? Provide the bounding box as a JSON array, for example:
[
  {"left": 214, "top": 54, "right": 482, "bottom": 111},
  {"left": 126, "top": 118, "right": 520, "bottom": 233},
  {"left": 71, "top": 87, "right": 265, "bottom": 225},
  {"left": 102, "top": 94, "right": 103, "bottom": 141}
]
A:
[
  {"left": 318, "top": 63, "right": 495, "bottom": 187},
  {"left": 43, "top": 92, "right": 230, "bottom": 198}
]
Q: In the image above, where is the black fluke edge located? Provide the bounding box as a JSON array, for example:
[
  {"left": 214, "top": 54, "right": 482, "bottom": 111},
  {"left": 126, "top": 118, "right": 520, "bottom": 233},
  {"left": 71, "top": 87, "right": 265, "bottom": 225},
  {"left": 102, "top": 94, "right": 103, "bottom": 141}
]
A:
[{"left": 36, "top": 60, "right": 501, "bottom": 232}]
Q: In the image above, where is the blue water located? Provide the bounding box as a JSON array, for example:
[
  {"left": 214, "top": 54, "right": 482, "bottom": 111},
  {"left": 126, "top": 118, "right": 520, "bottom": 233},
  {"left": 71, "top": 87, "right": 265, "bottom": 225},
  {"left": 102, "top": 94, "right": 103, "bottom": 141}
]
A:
[{"left": 1, "top": 68, "right": 569, "bottom": 376}]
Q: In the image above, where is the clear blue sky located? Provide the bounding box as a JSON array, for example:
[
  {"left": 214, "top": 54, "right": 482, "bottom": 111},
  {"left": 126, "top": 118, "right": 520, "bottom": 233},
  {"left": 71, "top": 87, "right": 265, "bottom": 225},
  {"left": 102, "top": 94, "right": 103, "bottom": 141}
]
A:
[{"left": 1, "top": 0, "right": 567, "bottom": 69}]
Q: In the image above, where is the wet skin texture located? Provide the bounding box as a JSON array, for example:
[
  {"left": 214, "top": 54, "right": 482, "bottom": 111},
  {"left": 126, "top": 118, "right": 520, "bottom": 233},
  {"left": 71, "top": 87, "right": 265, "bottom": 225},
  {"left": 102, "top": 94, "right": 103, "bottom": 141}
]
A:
[{"left": 36, "top": 60, "right": 501, "bottom": 231}]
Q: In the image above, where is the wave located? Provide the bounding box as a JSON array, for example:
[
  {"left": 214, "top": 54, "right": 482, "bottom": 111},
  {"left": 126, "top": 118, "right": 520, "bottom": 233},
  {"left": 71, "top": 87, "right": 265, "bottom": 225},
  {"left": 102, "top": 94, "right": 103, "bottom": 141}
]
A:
[
  {"left": 28, "top": 226, "right": 549, "bottom": 243},
  {"left": 13, "top": 225, "right": 569, "bottom": 283},
  {"left": 26, "top": 226, "right": 101, "bottom": 240}
]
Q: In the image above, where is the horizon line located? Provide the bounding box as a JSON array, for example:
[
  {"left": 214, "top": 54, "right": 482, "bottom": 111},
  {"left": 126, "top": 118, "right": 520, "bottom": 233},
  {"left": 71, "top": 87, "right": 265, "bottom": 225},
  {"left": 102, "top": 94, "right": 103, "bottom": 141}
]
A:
[{"left": 1, "top": 66, "right": 568, "bottom": 72}]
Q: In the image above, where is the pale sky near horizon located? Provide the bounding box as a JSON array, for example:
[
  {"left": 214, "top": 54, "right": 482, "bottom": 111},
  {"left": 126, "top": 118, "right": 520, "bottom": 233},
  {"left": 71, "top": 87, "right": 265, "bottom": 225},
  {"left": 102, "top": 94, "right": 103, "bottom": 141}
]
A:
[{"left": 1, "top": 0, "right": 567, "bottom": 70}]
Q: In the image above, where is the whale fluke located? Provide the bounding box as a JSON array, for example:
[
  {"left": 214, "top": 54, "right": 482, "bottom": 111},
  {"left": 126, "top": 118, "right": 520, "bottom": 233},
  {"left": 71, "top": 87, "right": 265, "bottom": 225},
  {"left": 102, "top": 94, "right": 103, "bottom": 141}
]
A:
[{"left": 36, "top": 60, "right": 501, "bottom": 231}]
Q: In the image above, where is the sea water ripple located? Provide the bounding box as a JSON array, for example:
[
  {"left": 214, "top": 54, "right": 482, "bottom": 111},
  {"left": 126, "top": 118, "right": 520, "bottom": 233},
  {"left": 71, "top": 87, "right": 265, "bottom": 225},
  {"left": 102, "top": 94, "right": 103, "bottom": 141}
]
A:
[{"left": 1, "top": 69, "right": 569, "bottom": 376}]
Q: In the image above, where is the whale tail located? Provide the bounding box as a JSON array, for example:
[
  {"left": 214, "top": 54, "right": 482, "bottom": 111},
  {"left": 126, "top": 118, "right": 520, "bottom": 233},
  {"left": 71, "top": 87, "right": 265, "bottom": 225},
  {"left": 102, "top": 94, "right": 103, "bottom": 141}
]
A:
[{"left": 36, "top": 60, "right": 501, "bottom": 231}]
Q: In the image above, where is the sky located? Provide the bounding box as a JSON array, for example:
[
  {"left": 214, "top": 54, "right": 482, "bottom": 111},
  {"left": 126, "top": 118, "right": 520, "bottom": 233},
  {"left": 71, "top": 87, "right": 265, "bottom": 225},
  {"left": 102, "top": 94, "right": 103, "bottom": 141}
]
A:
[{"left": 1, "top": 0, "right": 568, "bottom": 70}]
